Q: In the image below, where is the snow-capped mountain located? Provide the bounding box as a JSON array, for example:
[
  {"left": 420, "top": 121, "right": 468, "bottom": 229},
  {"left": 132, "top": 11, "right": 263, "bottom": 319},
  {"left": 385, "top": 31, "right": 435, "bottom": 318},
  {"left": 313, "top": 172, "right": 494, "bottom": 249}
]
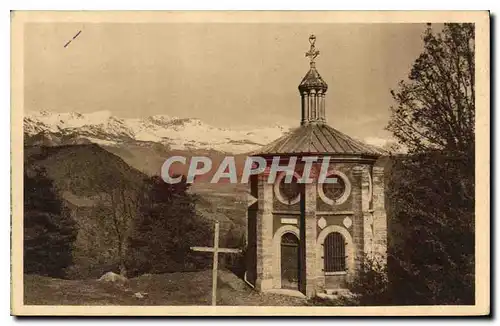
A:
[{"left": 24, "top": 110, "right": 289, "bottom": 154}]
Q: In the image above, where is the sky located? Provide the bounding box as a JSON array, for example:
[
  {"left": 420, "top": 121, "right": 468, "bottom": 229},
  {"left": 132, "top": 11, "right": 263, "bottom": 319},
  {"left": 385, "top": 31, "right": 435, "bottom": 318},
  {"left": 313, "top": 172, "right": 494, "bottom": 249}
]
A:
[{"left": 24, "top": 22, "right": 429, "bottom": 141}]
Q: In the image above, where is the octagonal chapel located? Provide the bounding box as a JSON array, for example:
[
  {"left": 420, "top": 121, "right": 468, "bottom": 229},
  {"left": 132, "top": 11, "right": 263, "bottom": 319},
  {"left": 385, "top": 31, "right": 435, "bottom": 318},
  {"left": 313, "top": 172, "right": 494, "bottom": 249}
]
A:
[{"left": 245, "top": 35, "right": 387, "bottom": 298}]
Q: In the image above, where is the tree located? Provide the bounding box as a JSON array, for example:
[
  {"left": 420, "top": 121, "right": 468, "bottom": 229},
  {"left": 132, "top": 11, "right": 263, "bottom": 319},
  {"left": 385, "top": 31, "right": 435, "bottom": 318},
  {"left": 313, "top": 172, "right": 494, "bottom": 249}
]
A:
[
  {"left": 24, "top": 166, "right": 77, "bottom": 278},
  {"left": 126, "top": 175, "right": 212, "bottom": 276},
  {"left": 388, "top": 23, "right": 474, "bottom": 156},
  {"left": 386, "top": 24, "right": 475, "bottom": 304},
  {"left": 95, "top": 180, "right": 143, "bottom": 277}
]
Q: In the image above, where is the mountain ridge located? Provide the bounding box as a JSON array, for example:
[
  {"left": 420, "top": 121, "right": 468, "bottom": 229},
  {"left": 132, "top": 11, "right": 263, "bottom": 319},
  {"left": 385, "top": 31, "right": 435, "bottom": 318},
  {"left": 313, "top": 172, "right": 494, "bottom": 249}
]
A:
[{"left": 24, "top": 110, "right": 289, "bottom": 154}]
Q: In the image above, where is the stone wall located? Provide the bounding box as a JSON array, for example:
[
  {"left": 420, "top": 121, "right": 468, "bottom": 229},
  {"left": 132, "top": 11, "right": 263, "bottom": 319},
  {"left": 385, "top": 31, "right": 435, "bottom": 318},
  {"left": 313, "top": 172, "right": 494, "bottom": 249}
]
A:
[
  {"left": 255, "top": 173, "right": 273, "bottom": 291},
  {"left": 249, "top": 160, "right": 388, "bottom": 297},
  {"left": 372, "top": 166, "right": 387, "bottom": 263}
]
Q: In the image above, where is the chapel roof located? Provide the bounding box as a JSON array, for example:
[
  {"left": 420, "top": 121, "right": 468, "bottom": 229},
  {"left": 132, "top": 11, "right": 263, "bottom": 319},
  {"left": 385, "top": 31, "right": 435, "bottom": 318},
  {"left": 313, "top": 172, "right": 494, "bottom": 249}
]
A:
[{"left": 255, "top": 123, "right": 384, "bottom": 157}]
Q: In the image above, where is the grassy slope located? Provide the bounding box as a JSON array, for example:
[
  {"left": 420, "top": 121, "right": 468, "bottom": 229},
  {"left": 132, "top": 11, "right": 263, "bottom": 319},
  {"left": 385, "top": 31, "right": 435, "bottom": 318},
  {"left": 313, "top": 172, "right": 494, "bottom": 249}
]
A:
[
  {"left": 191, "top": 183, "right": 248, "bottom": 222},
  {"left": 24, "top": 270, "right": 306, "bottom": 306},
  {"left": 24, "top": 144, "right": 147, "bottom": 197}
]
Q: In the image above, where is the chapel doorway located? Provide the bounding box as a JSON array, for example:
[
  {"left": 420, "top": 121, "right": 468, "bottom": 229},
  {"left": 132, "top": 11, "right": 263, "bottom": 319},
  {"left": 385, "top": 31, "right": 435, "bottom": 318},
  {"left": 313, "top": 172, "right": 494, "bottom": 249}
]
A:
[{"left": 280, "top": 232, "right": 300, "bottom": 290}]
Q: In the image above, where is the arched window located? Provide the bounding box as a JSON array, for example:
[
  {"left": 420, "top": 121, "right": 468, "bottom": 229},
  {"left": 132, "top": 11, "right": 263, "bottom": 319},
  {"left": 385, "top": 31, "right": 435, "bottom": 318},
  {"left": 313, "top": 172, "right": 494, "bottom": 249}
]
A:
[{"left": 324, "top": 232, "right": 346, "bottom": 273}]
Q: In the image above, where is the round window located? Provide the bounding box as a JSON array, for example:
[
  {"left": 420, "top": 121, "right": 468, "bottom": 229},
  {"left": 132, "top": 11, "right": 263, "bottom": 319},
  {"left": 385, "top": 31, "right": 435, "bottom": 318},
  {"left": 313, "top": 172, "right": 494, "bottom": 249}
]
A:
[
  {"left": 318, "top": 171, "right": 351, "bottom": 205},
  {"left": 322, "top": 176, "right": 346, "bottom": 201},
  {"left": 274, "top": 172, "right": 301, "bottom": 205}
]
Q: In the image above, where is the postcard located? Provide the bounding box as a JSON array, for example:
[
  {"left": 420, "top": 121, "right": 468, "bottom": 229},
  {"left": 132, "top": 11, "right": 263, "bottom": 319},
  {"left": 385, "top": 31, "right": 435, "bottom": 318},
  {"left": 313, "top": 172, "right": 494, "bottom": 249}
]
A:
[{"left": 11, "top": 10, "right": 490, "bottom": 316}]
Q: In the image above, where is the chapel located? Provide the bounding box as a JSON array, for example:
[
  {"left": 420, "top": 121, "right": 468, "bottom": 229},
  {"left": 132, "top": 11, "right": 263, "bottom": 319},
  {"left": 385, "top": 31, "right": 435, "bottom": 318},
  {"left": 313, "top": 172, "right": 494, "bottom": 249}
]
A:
[{"left": 245, "top": 35, "right": 387, "bottom": 297}]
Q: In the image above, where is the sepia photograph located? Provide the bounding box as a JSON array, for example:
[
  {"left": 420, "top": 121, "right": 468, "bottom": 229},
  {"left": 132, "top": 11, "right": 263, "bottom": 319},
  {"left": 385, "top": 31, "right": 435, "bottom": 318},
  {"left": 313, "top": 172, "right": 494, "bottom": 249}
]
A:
[{"left": 10, "top": 11, "right": 490, "bottom": 316}]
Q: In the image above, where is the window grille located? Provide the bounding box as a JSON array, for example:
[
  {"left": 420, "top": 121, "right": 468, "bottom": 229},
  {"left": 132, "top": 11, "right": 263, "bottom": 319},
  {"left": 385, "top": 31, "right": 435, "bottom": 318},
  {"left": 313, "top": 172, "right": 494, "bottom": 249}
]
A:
[{"left": 324, "top": 232, "right": 346, "bottom": 272}]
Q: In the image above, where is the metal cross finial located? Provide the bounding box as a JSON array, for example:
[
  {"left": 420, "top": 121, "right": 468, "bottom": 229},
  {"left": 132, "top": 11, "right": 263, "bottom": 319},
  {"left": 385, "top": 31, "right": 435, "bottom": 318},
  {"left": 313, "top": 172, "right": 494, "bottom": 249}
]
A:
[{"left": 305, "top": 34, "right": 320, "bottom": 65}]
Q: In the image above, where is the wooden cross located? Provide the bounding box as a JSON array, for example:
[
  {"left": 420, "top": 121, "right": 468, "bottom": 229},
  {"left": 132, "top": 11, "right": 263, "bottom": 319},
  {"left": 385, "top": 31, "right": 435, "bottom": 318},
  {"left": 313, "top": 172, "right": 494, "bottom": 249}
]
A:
[{"left": 190, "top": 220, "right": 242, "bottom": 306}]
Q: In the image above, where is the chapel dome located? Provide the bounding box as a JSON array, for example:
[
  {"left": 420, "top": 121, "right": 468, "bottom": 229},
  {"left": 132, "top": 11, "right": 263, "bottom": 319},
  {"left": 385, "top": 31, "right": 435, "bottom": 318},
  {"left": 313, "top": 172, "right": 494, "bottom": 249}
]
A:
[{"left": 298, "top": 66, "right": 328, "bottom": 93}]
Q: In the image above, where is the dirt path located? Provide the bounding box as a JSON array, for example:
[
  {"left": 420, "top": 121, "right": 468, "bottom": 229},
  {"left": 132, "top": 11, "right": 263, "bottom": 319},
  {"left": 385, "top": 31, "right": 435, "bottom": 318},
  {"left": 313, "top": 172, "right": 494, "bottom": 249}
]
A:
[{"left": 24, "top": 270, "right": 307, "bottom": 306}]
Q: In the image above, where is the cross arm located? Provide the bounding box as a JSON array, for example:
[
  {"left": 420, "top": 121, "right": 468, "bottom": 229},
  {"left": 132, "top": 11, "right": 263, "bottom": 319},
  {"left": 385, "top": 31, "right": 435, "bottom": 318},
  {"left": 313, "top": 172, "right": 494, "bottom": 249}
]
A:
[
  {"left": 217, "top": 248, "right": 242, "bottom": 254},
  {"left": 190, "top": 246, "right": 215, "bottom": 252},
  {"left": 190, "top": 247, "right": 242, "bottom": 254}
]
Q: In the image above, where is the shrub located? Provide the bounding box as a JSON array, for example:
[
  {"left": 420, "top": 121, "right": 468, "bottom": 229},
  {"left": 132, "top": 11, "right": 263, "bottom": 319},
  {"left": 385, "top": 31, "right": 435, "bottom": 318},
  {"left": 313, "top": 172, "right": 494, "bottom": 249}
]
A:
[{"left": 349, "top": 255, "right": 390, "bottom": 305}]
